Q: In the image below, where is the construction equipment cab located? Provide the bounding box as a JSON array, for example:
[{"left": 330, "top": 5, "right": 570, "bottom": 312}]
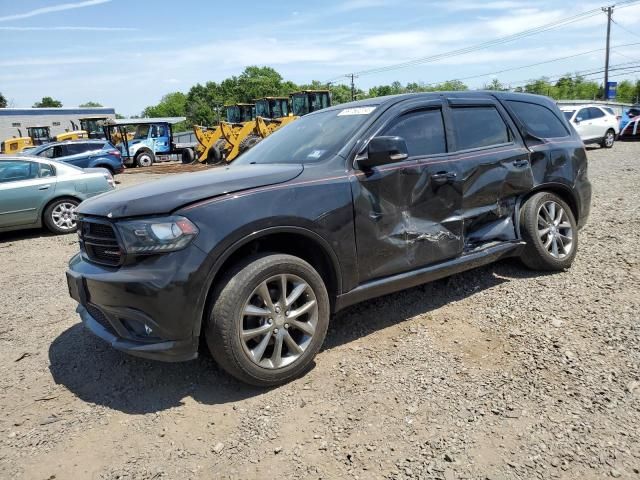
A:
[
  {"left": 291, "top": 90, "right": 331, "bottom": 116},
  {"left": 79, "top": 117, "right": 110, "bottom": 139},
  {"left": 226, "top": 104, "right": 255, "bottom": 124},
  {"left": 255, "top": 97, "right": 291, "bottom": 119}
]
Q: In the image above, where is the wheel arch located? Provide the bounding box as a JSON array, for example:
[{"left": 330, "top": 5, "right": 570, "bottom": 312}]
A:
[
  {"left": 519, "top": 182, "right": 580, "bottom": 226},
  {"left": 194, "top": 227, "right": 342, "bottom": 340}
]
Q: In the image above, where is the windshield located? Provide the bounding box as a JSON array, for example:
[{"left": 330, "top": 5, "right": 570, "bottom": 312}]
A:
[
  {"left": 255, "top": 101, "right": 269, "bottom": 118},
  {"left": 563, "top": 110, "right": 575, "bottom": 121},
  {"left": 234, "top": 106, "right": 376, "bottom": 165}
]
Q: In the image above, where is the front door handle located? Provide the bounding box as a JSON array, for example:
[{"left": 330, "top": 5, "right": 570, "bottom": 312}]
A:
[
  {"left": 513, "top": 159, "right": 529, "bottom": 168},
  {"left": 431, "top": 171, "right": 456, "bottom": 185},
  {"left": 38, "top": 184, "right": 51, "bottom": 190}
]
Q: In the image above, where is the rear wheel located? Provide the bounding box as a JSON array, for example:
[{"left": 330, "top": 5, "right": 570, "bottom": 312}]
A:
[
  {"left": 601, "top": 129, "right": 615, "bottom": 148},
  {"left": 519, "top": 192, "right": 578, "bottom": 271},
  {"left": 205, "top": 254, "right": 330, "bottom": 386},
  {"left": 181, "top": 148, "right": 195, "bottom": 164},
  {"left": 206, "top": 139, "right": 227, "bottom": 165},
  {"left": 135, "top": 150, "right": 155, "bottom": 167},
  {"left": 44, "top": 198, "right": 80, "bottom": 234}
]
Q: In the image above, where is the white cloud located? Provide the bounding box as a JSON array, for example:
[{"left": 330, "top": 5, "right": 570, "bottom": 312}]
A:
[
  {"left": 0, "top": 26, "right": 136, "bottom": 31},
  {"left": 0, "top": 56, "right": 100, "bottom": 67},
  {"left": 0, "top": 0, "right": 111, "bottom": 22}
]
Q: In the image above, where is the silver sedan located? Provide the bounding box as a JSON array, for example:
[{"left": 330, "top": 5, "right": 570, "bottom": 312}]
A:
[{"left": 0, "top": 155, "right": 115, "bottom": 234}]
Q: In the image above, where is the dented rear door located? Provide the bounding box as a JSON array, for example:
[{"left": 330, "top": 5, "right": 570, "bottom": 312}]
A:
[{"left": 351, "top": 99, "right": 464, "bottom": 282}]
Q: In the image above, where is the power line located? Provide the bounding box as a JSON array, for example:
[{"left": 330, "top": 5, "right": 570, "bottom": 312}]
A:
[
  {"left": 324, "top": 0, "right": 640, "bottom": 86},
  {"left": 611, "top": 18, "right": 640, "bottom": 40},
  {"left": 415, "top": 42, "right": 640, "bottom": 88}
]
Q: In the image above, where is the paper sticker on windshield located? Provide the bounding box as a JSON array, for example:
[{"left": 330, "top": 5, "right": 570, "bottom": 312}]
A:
[
  {"left": 307, "top": 150, "right": 325, "bottom": 159},
  {"left": 337, "top": 107, "right": 376, "bottom": 116}
]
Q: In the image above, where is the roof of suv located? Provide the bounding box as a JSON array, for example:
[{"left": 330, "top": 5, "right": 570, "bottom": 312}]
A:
[{"left": 322, "top": 91, "right": 556, "bottom": 111}]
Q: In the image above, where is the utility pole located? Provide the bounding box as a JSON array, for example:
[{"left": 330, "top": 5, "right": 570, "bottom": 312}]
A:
[
  {"left": 346, "top": 74, "right": 358, "bottom": 101},
  {"left": 603, "top": 5, "right": 613, "bottom": 100}
]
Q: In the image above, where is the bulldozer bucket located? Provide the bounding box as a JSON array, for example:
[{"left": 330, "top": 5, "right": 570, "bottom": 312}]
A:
[{"left": 193, "top": 124, "right": 223, "bottom": 163}]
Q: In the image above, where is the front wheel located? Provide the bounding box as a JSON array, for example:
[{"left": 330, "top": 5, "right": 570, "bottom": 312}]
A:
[
  {"left": 135, "top": 150, "right": 155, "bottom": 167},
  {"left": 601, "top": 129, "right": 615, "bottom": 148},
  {"left": 205, "top": 254, "right": 330, "bottom": 386},
  {"left": 519, "top": 192, "right": 578, "bottom": 271},
  {"left": 43, "top": 198, "right": 80, "bottom": 234}
]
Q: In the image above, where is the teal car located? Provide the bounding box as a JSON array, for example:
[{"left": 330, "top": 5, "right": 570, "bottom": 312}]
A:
[{"left": 0, "top": 155, "right": 115, "bottom": 235}]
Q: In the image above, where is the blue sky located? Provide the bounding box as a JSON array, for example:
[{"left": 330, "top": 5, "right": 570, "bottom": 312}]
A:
[{"left": 1, "top": 0, "right": 639, "bottom": 115}]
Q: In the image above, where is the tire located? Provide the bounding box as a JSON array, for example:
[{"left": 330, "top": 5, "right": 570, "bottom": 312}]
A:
[
  {"left": 135, "top": 150, "right": 155, "bottom": 167},
  {"left": 43, "top": 197, "right": 80, "bottom": 234},
  {"left": 519, "top": 192, "right": 578, "bottom": 271},
  {"left": 181, "top": 148, "right": 195, "bottom": 164},
  {"left": 205, "top": 254, "right": 330, "bottom": 386},
  {"left": 238, "top": 134, "right": 262, "bottom": 154},
  {"left": 600, "top": 129, "right": 615, "bottom": 148}
]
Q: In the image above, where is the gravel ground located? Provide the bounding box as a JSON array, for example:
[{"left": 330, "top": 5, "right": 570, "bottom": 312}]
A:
[{"left": 0, "top": 143, "right": 638, "bottom": 480}]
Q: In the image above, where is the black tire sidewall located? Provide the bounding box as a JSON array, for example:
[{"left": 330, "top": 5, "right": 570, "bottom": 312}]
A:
[
  {"left": 520, "top": 192, "right": 578, "bottom": 270},
  {"left": 43, "top": 198, "right": 80, "bottom": 234},
  {"left": 181, "top": 148, "right": 195, "bottom": 164},
  {"left": 206, "top": 254, "right": 330, "bottom": 386}
]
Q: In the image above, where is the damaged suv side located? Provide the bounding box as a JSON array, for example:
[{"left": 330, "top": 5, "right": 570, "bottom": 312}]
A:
[{"left": 66, "top": 92, "right": 591, "bottom": 386}]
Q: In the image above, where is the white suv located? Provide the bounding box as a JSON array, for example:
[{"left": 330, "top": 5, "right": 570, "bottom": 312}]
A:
[{"left": 560, "top": 105, "right": 619, "bottom": 148}]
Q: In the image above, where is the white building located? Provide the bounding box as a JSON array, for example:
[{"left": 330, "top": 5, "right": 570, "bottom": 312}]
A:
[{"left": 0, "top": 107, "right": 116, "bottom": 141}]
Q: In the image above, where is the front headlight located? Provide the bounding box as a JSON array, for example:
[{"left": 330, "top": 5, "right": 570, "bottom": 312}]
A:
[{"left": 116, "top": 216, "right": 198, "bottom": 254}]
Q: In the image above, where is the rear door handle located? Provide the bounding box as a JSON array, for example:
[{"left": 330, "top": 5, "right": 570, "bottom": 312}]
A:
[
  {"left": 38, "top": 184, "right": 51, "bottom": 190},
  {"left": 431, "top": 171, "right": 456, "bottom": 185},
  {"left": 513, "top": 159, "right": 529, "bottom": 168}
]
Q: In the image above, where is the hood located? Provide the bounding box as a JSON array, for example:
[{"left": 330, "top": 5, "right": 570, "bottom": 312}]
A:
[{"left": 78, "top": 163, "right": 304, "bottom": 219}]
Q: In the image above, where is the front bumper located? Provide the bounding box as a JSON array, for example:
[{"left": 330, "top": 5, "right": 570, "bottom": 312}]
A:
[
  {"left": 66, "top": 243, "right": 209, "bottom": 362},
  {"left": 77, "top": 304, "right": 198, "bottom": 362}
]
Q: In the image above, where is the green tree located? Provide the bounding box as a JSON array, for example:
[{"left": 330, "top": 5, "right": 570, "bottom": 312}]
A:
[
  {"left": 0, "top": 92, "right": 7, "bottom": 108},
  {"left": 33, "top": 96, "right": 62, "bottom": 108},
  {"left": 79, "top": 101, "right": 103, "bottom": 107},
  {"left": 484, "top": 78, "right": 506, "bottom": 91},
  {"left": 142, "top": 92, "right": 188, "bottom": 131}
]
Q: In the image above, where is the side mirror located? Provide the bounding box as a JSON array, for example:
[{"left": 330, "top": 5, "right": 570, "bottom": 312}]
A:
[
  {"left": 355, "top": 136, "right": 409, "bottom": 170},
  {"left": 574, "top": 117, "right": 582, "bottom": 123}
]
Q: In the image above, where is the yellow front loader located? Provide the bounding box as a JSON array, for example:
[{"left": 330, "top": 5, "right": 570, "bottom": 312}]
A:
[
  {"left": 193, "top": 103, "right": 255, "bottom": 164},
  {"left": 53, "top": 121, "right": 88, "bottom": 142}
]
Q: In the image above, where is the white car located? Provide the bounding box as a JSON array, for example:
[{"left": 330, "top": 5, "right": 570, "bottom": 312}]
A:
[{"left": 560, "top": 105, "right": 619, "bottom": 148}]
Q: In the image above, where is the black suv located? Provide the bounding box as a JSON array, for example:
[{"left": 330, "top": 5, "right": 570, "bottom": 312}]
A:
[{"left": 66, "top": 92, "right": 591, "bottom": 386}]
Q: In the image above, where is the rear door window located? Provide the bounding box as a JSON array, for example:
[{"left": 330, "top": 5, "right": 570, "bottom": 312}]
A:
[
  {"left": 383, "top": 109, "right": 447, "bottom": 157},
  {"left": 451, "top": 106, "right": 511, "bottom": 151},
  {"left": 506, "top": 101, "right": 570, "bottom": 138},
  {"left": 65, "top": 143, "right": 89, "bottom": 155},
  {"left": 588, "top": 107, "right": 605, "bottom": 119}
]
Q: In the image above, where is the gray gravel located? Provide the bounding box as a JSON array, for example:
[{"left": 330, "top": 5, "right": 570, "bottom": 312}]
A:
[{"left": 0, "top": 142, "right": 639, "bottom": 479}]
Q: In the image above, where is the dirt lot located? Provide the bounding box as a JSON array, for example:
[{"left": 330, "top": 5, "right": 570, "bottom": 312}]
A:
[{"left": 1, "top": 143, "right": 639, "bottom": 480}]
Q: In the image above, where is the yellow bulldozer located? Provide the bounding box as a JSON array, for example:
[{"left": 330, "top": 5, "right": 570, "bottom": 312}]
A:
[
  {"left": 192, "top": 90, "right": 331, "bottom": 165},
  {"left": 1, "top": 123, "right": 89, "bottom": 154}
]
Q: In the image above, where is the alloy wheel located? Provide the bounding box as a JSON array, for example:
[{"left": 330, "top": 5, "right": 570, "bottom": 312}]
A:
[
  {"left": 51, "top": 202, "right": 77, "bottom": 231},
  {"left": 240, "top": 274, "right": 318, "bottom": 369},
  {"left": 605, "top": 131, "right": 615, "bottom": 147},
  {"left": 537, "top": 201, "right": 573, "bottom": 259}
]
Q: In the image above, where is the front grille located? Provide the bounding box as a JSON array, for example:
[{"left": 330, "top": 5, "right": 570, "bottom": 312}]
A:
[
  {"left": 86, "top": 304, "right": 117, "bottom": 336},
  {"left": 78, "top": 219, "right": 122, "bottom": 266}
]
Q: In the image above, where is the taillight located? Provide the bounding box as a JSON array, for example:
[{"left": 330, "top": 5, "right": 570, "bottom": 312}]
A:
[{"left": 108, "top": 149, "right": 121, "bottom": 158}]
